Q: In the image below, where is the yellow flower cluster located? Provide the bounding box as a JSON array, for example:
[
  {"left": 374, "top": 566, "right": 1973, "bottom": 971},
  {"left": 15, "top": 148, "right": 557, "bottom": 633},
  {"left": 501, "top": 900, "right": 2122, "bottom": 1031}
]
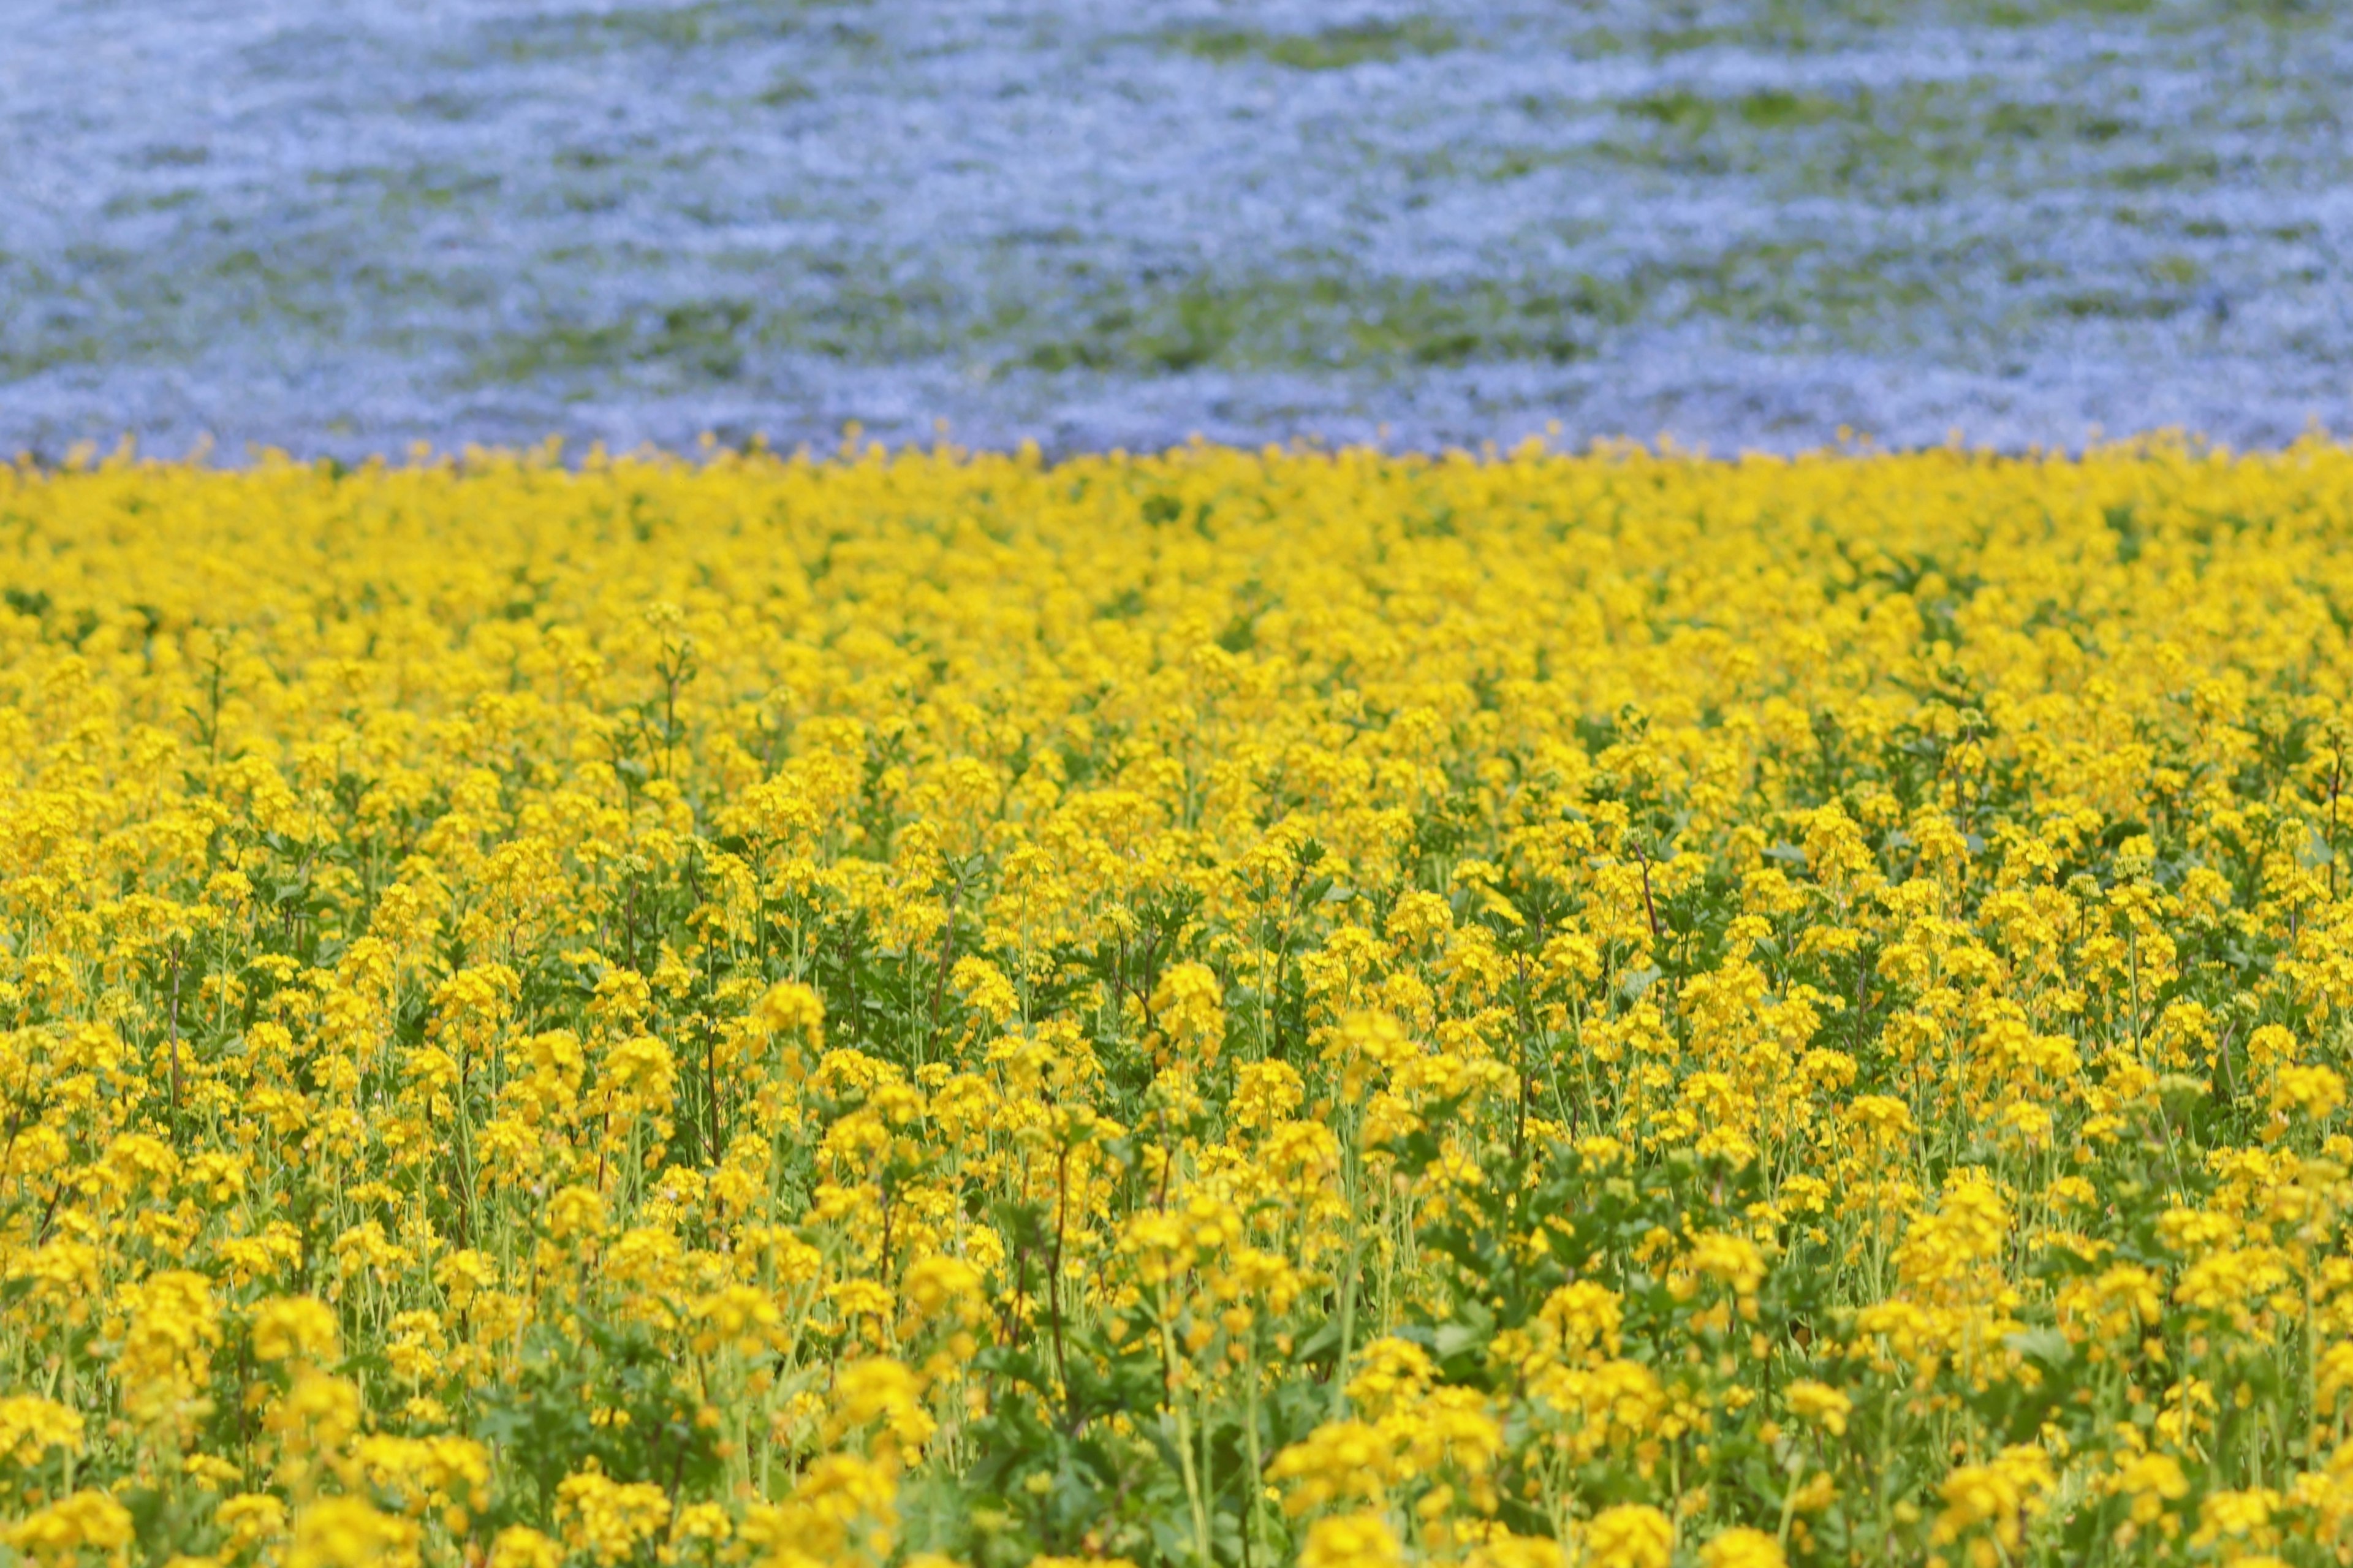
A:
[{"left": 6, "top": 436, "right": 2353, "bottom": 1567}]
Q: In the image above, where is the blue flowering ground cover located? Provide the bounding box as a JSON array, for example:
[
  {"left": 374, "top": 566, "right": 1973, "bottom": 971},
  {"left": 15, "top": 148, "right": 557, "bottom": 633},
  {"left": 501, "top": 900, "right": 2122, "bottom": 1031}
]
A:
[{"left": 2, "top": 0, "right": 2346, "bottom": 457}]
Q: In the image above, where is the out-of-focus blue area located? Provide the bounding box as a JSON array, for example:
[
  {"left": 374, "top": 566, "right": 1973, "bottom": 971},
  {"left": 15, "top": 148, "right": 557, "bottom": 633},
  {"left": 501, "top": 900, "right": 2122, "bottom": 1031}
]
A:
[{"left": 2, "top": 0, "right": 2347, "bottom": 458}]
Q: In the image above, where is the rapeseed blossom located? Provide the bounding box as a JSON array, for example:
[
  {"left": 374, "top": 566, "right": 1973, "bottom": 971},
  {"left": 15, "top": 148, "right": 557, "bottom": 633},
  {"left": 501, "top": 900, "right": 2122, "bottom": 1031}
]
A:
[{"left": 2, "top": 437, "right": 2353, "bottom": 1564}]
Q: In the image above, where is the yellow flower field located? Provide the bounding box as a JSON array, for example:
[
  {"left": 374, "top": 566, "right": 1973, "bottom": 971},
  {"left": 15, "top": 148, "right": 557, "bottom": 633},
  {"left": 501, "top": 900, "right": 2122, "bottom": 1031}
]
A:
[{"left": 4, "top": 438, "right": 2353, "bottom": 1568}]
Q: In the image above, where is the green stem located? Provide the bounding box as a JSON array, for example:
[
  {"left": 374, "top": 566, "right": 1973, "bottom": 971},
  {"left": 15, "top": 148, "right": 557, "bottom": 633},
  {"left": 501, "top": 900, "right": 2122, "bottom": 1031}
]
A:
[{"left": 1159, "top": 1299, "right": 1214, "bottom": 1568}]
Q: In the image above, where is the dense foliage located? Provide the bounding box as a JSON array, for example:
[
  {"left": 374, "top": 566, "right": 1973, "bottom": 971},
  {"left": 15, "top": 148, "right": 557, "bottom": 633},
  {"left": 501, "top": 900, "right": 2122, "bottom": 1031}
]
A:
[{"left": 4, "top": 439, "right": 2353, "bottom": 1568}]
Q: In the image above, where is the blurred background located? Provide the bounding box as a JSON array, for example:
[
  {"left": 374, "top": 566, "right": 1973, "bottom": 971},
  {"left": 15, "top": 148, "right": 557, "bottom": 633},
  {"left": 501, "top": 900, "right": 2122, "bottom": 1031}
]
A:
[{"left": 2, "top": 0, "right": 2347, "bottom": 459}]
